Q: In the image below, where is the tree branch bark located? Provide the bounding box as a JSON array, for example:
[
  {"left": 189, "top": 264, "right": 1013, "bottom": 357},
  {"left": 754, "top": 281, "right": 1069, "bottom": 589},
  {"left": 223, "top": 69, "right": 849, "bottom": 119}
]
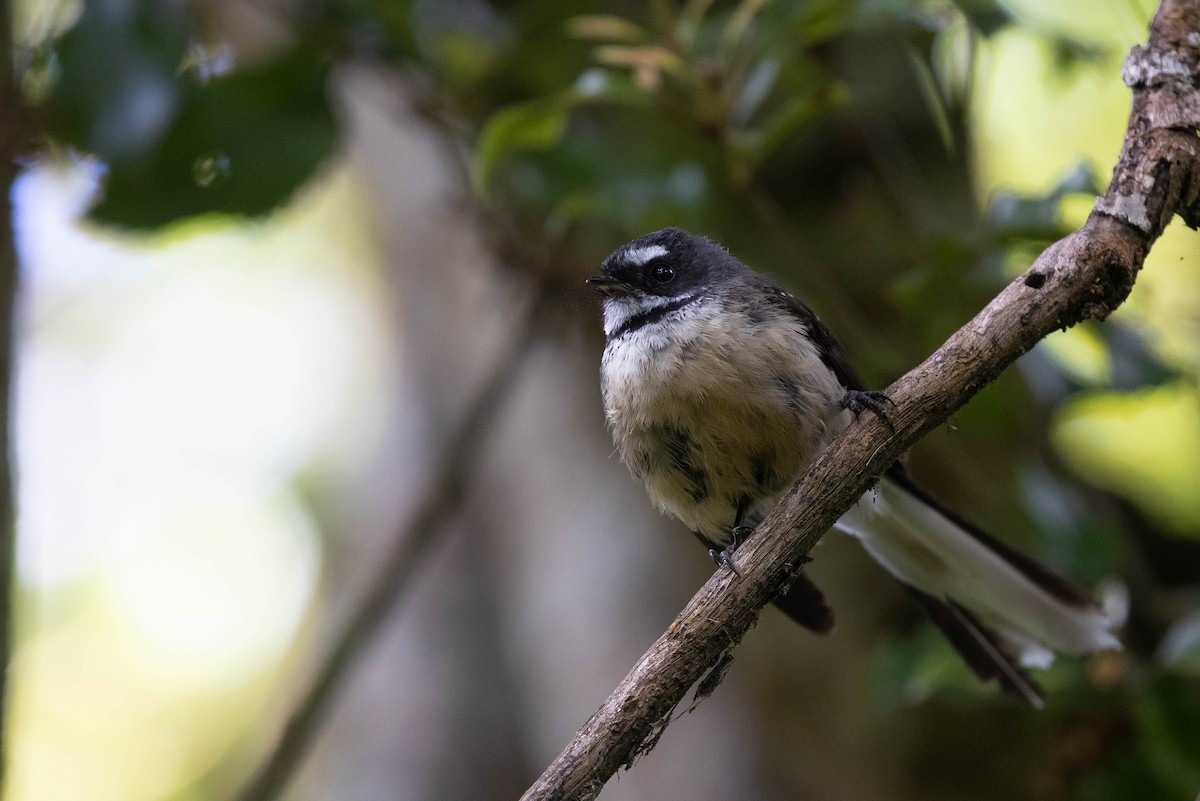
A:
[{"left": 522, "top": 2, "right": 1200, "bottom": 798}]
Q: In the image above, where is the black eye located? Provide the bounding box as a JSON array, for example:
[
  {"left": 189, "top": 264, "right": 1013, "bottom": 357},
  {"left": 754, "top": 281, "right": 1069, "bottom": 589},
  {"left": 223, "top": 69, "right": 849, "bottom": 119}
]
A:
[{"left": 649, "top": 262, "right": 674, "bottom": 283}]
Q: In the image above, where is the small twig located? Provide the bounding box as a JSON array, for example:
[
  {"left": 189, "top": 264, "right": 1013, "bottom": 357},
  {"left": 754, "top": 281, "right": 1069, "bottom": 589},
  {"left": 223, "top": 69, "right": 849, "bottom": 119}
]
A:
[
  {"left": 522, "top": 1, "right": 1200, "bottom": 797},
  {"left": 233, "top": 284, "right": 550, "bottom": 801}
]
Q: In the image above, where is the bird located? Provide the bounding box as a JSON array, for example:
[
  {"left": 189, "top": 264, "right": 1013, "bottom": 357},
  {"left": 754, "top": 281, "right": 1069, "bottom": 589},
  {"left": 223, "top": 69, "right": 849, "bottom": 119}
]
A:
[{"left": 586, "top": 226, "right": 1121, "bottom": 707}]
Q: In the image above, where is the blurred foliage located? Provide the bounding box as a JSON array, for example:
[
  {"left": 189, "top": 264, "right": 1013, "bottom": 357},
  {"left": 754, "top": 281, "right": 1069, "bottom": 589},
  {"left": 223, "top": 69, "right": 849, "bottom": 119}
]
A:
[
  {"left": 14, "top": 0, "right": 1200, "bottom": 800},
  {"left": 40, "top": 1, "right": 337, "bottom": 226}
]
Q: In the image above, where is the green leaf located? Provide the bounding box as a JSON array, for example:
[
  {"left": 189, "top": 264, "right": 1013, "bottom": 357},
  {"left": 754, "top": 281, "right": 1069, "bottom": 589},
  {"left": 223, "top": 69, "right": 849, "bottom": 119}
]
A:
[
  {"left": 787, "top": 0, "right": 853, "bottom": 44},
  {"left": 951, "top": 0, "right": 1011, "bottom": 36},
  {"left": 676, "top": 0, "right": 716, "bottom": 50},
  {"left": 91, "top": 50, "right": 336, "bottom": 228},
  {"left": 731, "top": 57, "right": 780, "bottom": 125},
  {"left": 45, "top": 0, "right": 191, "bottom": 165},
  {"left": 566, "top": 15, "right": 649, "bottom": 44},
  {"left": 718, "top": 0, "right": 769, "bottom": 71},
  {"left": 906, "top": 46, "right": 956, "bottom": 155},
  {"left": 572, "top": 68, "right": 656, "bottom": 107},
  {"left": 44, "top": 1, "right": 336, "bottom": 228},
  {"left": 1157, "top": 612, "right": 1200, "bottom": 677},
  {"left": 472, "top": 97, "right": 572, "bottom": 197},
  {"left": 591, "top": 45, "right": 686, "bottom": 74},
  {"left": 986, "top": 163, "right": 1105, "bottom": 239},
  {"left": 730, "top": 81, "right": 849, "bottom": 167},
  {"left": 1140, "top": 675, "right": 1200, "bottom": 790}
]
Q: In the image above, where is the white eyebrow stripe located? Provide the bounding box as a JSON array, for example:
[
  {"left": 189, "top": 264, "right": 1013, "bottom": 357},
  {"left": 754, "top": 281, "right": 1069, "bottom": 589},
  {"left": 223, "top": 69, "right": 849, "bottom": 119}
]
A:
[{"left": 624, "top": 244, "right": 669, "bottom": 265}]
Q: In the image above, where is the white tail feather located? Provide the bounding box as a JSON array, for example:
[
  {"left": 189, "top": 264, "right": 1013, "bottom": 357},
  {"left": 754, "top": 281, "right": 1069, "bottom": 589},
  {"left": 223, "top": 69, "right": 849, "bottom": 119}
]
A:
[{"left": 835, "top": 478, "right": 1121, "bottom": 664}]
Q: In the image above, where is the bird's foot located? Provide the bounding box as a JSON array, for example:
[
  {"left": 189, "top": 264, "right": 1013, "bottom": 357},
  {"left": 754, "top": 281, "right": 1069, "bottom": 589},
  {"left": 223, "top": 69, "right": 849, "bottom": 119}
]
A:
[
  {"left": 841, "top": 389, "right": 895, "bottom": 431},
  {"left": 708, "top": 525, "right": 754, "bottom": 576}
]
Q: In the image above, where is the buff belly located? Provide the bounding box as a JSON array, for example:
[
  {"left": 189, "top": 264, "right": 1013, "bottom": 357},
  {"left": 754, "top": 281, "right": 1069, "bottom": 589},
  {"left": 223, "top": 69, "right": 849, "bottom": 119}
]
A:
[{"left": 600, "top": 300, "right": 850, "bottom": 541}]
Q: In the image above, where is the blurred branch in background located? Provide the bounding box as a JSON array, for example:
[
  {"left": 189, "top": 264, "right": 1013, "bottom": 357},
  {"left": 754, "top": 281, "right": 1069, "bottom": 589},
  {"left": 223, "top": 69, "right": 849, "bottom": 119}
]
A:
[{"left": 233, "top": 283, "right": 551, "bottom": 801}]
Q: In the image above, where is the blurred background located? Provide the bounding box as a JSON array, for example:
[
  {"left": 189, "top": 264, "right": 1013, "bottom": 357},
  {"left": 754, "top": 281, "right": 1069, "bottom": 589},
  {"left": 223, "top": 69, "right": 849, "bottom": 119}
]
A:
[{"left": 6, "top": 0, "right": 1200, "bottom": 800}]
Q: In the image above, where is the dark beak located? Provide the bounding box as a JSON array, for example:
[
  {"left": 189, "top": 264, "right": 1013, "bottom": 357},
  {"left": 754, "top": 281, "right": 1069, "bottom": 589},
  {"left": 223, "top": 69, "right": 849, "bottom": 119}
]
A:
[{"left": 586, "top": 274, "right": 626, "bottom": 296}]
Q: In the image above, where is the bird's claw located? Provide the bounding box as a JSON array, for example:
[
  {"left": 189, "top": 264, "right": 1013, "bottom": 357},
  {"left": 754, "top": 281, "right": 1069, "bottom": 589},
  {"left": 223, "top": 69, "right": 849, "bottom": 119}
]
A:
[
  {"left": 841, "top": 389, "right": 895, "bottom": 431},
  {"left": 709, "top": 525, "right": 754, "bottom": 576},
  {"left": 708, "top": 546, "right": 740, "bottom": 576}
]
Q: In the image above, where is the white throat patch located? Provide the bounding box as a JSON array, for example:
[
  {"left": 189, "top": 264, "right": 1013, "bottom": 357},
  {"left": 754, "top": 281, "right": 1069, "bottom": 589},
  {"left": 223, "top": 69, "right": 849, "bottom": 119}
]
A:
[{"left": 601, "top": 291, "right": 702, "bottom": 338}]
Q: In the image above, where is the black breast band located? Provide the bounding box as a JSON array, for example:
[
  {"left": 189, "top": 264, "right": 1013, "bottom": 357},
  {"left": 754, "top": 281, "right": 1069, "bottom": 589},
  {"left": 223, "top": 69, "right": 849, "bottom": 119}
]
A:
[{"left": 611, "top": 294, "right": 702, "bottom": 340}]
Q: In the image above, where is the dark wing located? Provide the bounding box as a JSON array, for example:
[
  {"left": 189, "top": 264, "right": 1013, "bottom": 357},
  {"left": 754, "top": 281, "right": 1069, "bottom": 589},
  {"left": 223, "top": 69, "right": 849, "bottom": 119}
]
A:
[
  {"left": 752, "top": 274, "right": 1099, "bottom": 700},
  {"left": 755, "top": 278, "right": 868, "bottom": 392},
  {"left": 756, "top": 274, "right": 1099, "bottom": 607},
  {"left": 733, "top": 271, "right": 1100, "bottom": 702}
]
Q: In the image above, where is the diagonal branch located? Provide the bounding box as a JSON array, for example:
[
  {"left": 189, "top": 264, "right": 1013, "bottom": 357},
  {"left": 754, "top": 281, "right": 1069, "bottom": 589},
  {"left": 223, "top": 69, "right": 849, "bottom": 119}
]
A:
[{"left": 522, "top": 1, "right": 1200, "bottom": 798}]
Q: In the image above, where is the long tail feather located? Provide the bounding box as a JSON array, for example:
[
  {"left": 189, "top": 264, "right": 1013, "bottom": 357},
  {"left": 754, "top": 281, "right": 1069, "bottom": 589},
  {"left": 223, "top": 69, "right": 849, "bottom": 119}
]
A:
[
  {"left": 774, "top": 570, "right": 836, "bottom": 633},
  {"left": 886, "top": 468, "right": 1100, "bottom": 609},
  {"left": 836, "top": 475, "right": 1120, "bottom": 675},
  {"left": 908, "top": 586, "right": 1045, "bottom": 707}
]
